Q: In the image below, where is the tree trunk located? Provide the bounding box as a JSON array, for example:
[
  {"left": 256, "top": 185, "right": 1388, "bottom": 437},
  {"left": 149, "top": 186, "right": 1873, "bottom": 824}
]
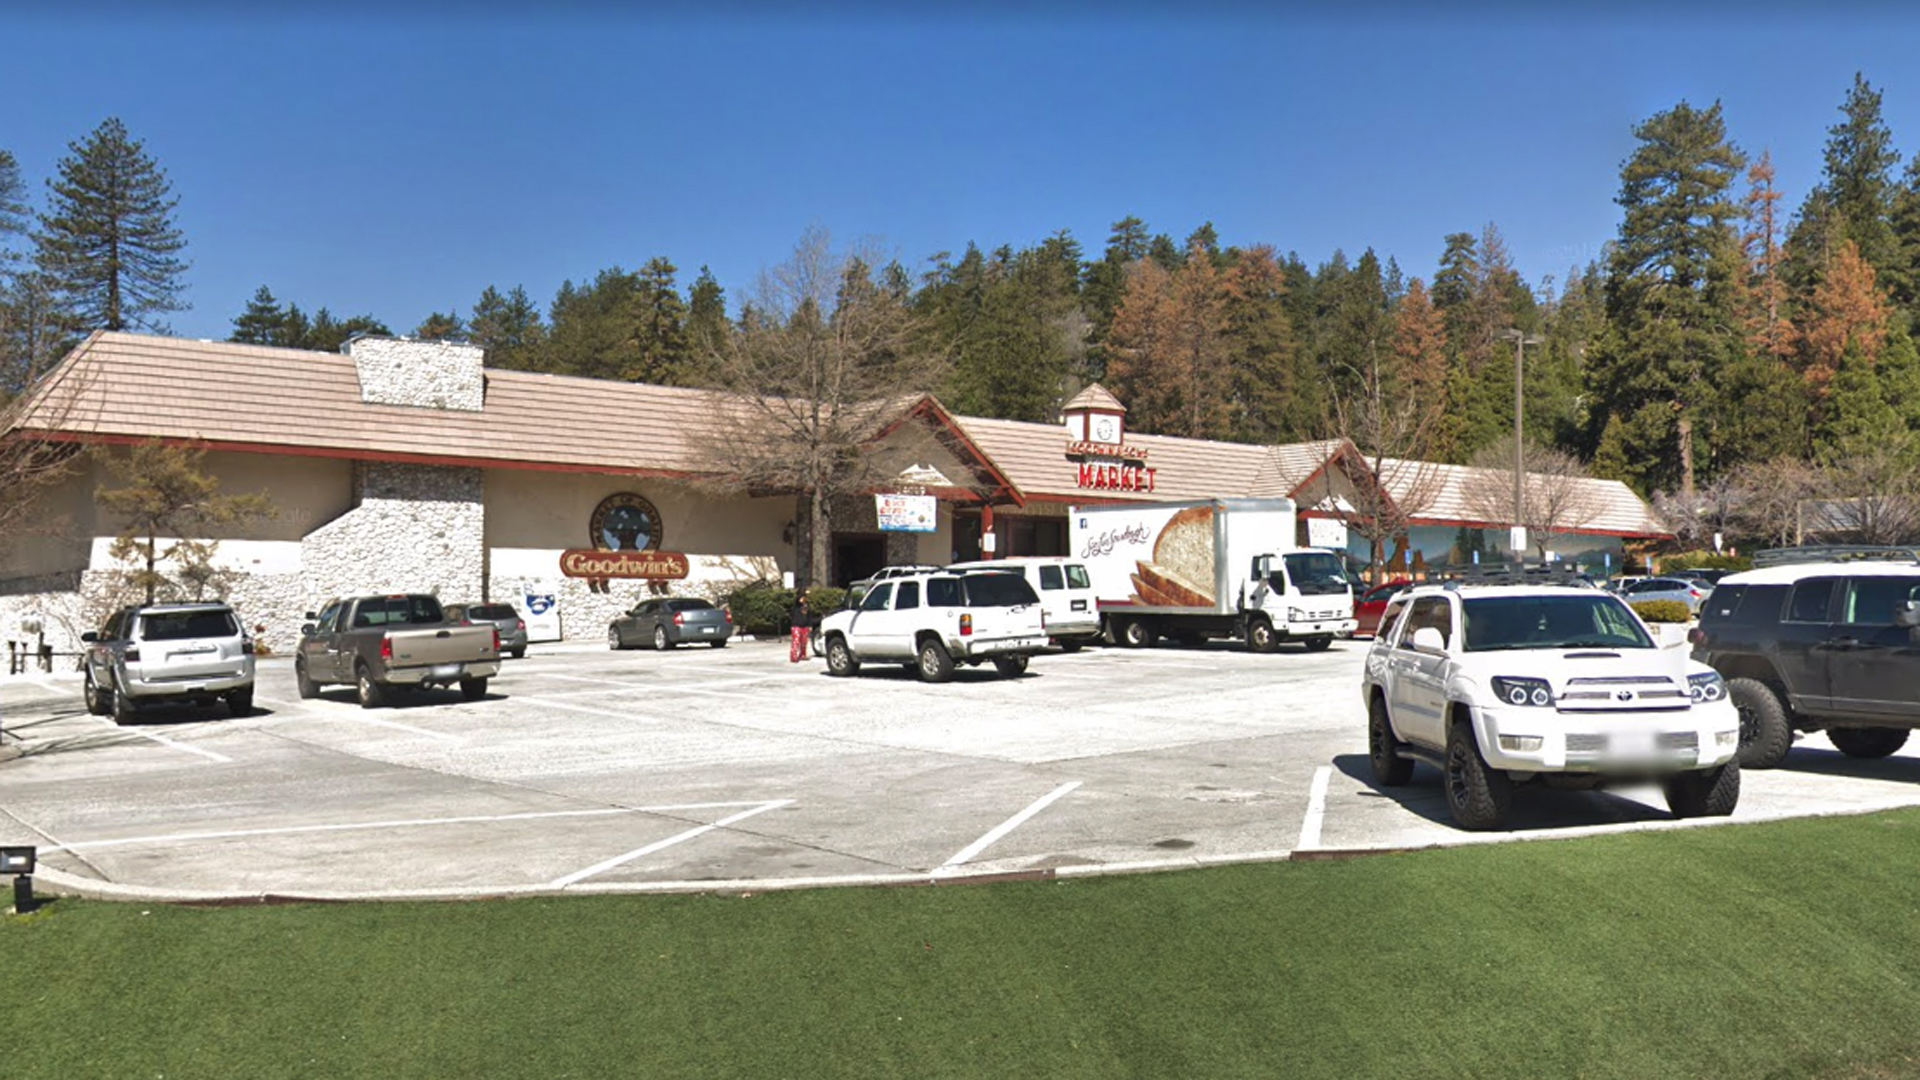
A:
[
  {"left": 807, "top": 492, "right": 830, "bottom": 589},
  {"left": 1677, "top": 412, "right": 1695, "bottom": 501}
]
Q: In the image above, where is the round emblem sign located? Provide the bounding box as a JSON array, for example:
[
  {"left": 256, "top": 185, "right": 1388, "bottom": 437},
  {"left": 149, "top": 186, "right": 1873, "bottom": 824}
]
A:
[{"left": 590, "top": 493, "right": 663, "bottom": 552}]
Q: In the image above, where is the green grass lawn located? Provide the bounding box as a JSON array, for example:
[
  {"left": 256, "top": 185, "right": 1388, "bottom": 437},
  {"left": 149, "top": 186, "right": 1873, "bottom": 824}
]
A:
[{"left": 11, "top": 810, "right": 1920, "bottom": 1079}]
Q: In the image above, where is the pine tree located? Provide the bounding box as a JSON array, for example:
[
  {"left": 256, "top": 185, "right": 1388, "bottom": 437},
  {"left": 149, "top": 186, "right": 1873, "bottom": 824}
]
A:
[
  {"left": 1588, "top": 101, "right": 1747, "bottom": 495},
  {"left": 1798, "top": 239, "right": 1892, "bottom": 436},
  {"left": 469, "top": 285, "right": 545, "bottom": 370},
  {"left": 0, "top": 149, "right": 27, "bottom": 270},
  {"left": 413, "top": 310, "right": 465, "bottom": 340},
  {"left": 1222, "top": 246, "right": 1311, "bottom": 442},
  {"left": 230, "top": 285, "right": 290, "bottom": 345},
  {"left": 1822, "top": 74, "right": 1903, "bottom": 290},
  {"left": 1742, "top": 152, "right": 1795, "bottom": 361},
  {"left": 36, "top": 118, "right": 189, "bottom": 332},
  {"left": 629, "top": 256, "right": 689, "bottom": 385}
]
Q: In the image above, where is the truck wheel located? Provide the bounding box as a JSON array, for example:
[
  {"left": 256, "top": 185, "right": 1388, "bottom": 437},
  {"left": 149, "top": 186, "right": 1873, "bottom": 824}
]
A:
[
  {"left": 112, "top": 688, "right": 138, "bottom": 725},
  {"left": 295, "top": 659, "right": 320, "bottom": 699},
  {"left": 1303, "top": 636, "right": 1333, "bottom": 652},
  {"left": 511, "top": 647, "right": 527, "bottom": 660},
  {"left": 1728, "top": 677, "right": 1792, "bottom": 769},
  {"left": 992, "top": 655, "right": 1029, "bottom": 677},
  {"left": 1245, "top": 617, "right": 1276, "bottom": 654},
  {"left": 84, "top": 671, "right": 112, "bottom": 716},
  {"left": 1444, "top": 719, "right": 1511, "bottom": 830},
  {"left": 1368, "top": 695, "right": 1414, "bottom": 786},
  {"left": 916, "top": 637, "right": 955, "bottom": 683},
  {"left": 355, "top": 663, "right": 386, "bottom": 709},
  {"left": 1121, "top": 619, "right": 1155, "bottom": 648},
  {"left": 825, "top": 635, "right": 859, "bottom": 677},
  {"left": 1663, "top": 761, "right": 1740, "bottom": 818},
  {"left": 1827, "top": 726, "right": 1910, "bottom": 758},
  {"left": 653, "top": 626, "right": 671, "bottom": 651},
  {"left": 226, "top": 687, "right": 254, "bottom": 717},
  {"left": 460, "top": 677, "right": 488, "bottom": 701},
  {"left": 1059, "top": 639, "right": 1083, "bottom": 654}
]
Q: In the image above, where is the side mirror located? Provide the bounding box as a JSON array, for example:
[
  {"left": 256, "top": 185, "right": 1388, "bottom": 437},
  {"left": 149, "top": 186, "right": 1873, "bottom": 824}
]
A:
[
  {"left": 300, "top": 624, "right": 316, "bottom": 636},
  {"left": 1896, "top": 601, "right": 1920, "bottom": 628},
  {"left": 304, "top": 611, "right": 318, "bottom": 620},
  {"left": 81, "top": 631, "right": 99, "bottom": 643},
  {"left": 1411, "top": 626, "right": 1446, "bottom": 653}
]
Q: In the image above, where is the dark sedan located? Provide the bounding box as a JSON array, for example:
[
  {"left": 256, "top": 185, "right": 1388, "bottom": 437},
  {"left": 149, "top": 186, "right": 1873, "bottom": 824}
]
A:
[
  {"left": 1353, "top": 578, "right": 1411, "bottom": 638},
  {"left": 609, "top": 598, "right": 734, "bottom": 650}
]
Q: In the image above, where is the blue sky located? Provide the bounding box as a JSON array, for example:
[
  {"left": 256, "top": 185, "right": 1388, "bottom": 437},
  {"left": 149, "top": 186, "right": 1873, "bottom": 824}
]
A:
[{"left": 8, "top": 4, "right": 1920, "bottom": 341}]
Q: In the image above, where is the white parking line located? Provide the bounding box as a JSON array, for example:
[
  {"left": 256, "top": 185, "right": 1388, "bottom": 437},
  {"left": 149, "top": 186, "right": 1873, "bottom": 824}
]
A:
[
  {"left": 40, "top": 801, "right": 779, "bottom": 853},
  {"left": 541, "top": 672, "right": 770, "bottom": 701},
  {"left": 509, "top": 695, "right": 667, "bottom": 722},
  {"left": 550, "top": 799, "right": 794, "bottom": 887},
  {"left": 1297, "top": 765, "right": 1332, "bottom": 850},
  {"left": 103, "top": 723, "right": 234, "bottom": 764},
  {"left": 940, "top": 781, "right": 1082, "bottom": 870}
]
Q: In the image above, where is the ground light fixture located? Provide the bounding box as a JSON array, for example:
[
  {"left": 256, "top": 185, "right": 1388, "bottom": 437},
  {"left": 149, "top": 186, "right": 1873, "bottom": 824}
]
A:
[{"left": 1, "top": 845, "right": 36, "bottom": 914}]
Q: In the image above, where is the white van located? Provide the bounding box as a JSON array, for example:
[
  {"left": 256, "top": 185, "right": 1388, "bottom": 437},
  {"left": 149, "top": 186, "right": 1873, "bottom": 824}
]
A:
[{"left": 947, "top": 556, "right": 1101, "bottom": 650}]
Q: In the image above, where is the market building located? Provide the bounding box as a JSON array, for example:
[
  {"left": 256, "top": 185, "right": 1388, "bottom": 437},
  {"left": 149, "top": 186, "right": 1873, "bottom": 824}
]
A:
[{"left": 1, "top": 332, "right": 1669, "bottom": 653}]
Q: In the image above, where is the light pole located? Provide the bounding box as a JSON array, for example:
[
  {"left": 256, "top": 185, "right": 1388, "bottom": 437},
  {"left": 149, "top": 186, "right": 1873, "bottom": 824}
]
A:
[{"left": 1501, "top": 328, "right": 1545, "bottom": 563}]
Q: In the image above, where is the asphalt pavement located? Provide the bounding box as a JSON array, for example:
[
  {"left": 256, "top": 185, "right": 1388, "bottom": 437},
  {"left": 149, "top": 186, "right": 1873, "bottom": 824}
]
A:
[{"left": 5, "top": 636, "right": 1920, "bottom": 902}]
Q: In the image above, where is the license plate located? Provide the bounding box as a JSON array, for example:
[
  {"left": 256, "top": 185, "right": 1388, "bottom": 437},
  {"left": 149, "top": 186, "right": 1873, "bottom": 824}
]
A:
[
  {"left": 430, "top": 663, "right": 462, "bottom": 679},
  {"left": 979, "top": 637, "right": 1041, "bottom": 654},
  {"left": 700, "top": 627, "right": 714, "bottom": 634}
]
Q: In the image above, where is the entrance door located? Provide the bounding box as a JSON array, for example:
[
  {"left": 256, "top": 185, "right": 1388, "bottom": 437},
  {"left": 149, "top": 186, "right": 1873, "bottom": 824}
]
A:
[{"left": 834, "top": 534, "right": 888, "bottom": 587}]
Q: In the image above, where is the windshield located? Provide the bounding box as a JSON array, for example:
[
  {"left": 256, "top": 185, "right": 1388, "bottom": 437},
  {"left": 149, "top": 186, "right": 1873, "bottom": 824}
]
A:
[
  {"left": 1462, "top": 594, "right": 1653, "bottom": 652},
  {"left": 140, "top": 610, "right": 239, "bottom": 641},
  {"left": 1282, "top": 552, "right": 1351, "bottom": 596}
]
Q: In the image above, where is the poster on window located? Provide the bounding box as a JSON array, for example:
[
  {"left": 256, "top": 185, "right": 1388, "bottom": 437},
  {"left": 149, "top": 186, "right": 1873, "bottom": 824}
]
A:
[
  {"left": 876, "top": 493, "right": 937, "bottom": 532},
  {"left": 1307, "top": 517, "right": 1348, "bottom": 550}
]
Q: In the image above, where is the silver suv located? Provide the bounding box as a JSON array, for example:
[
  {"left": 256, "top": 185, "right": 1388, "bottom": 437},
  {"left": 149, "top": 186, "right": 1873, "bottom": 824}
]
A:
[{"left": 82, "top": 603, "right": 256, "bottom": 722}]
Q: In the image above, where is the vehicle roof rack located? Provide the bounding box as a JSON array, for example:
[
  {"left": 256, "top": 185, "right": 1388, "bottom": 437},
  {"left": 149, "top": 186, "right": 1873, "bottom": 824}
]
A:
[
  {"left": 1750, "top": 545, "right": 1920, "bottom": 568},
  {"left": 1431, "top": 563, "right": 1593, "bottom": 589}
]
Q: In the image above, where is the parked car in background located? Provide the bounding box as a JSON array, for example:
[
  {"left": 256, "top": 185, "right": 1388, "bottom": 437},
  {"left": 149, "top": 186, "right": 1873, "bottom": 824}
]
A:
[
  {"left": 947, "top": 557, "right": 1101, "bottom": 650},
  {"left": 609, "top": 598, "right": 734, "bottom": 650},
  {"left": 1690, "top": 547, "right": 1920, "bottom": 768},
  {"left": 1604, "top": 575, "right": 1650, "bottom": 595},
  {"left": 818, "top": 568, "right": 1048, "bottom": 682},
  {"left": 296, "top": 594, "right": 500, "bottom": 707},
  {"left": 445, "top": 602, "right": 528, "bottom": 659},
  {"left": 1623, "top": 576, "right": 1711, "bottom": 614},
  {"left": 1353, "top": 578, "right": 1412, "bottom": 638},
  {"left": 82, "top": 602, "right": 256, "bottom": 723}
]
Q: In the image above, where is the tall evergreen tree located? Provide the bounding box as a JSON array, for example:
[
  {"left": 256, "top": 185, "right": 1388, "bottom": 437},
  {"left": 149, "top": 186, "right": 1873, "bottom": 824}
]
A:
[
  {"left": 1588, "top": 101, "right": 1747, "bottom": 495},
  {"left": 36, "top": 118, "right": 188, "bottom": 332},
  {"left": 1222, "top": 246, "right": 1311, "bottom": 442},
  {"left": 1822, "top": 74, "right": 1903, "bottom": 291},
  {"left": 469, "top": 285, "right": 546, "bottom": 370},
  {"left": 413, "top": 310, "right": 465, "bottom": 340},
  {"left": 630, "top": 256, "right": 690, "bottom": 385},
  {"left": 230, "top": 285, "right": 292, "bottom": 346}
]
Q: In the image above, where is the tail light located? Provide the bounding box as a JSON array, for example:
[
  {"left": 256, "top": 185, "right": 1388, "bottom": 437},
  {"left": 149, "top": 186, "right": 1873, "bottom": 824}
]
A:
[
  {"left": 673, "top": 612, "right": 686, "bottom": 626},
  {"left": 961, "top": 613, "right": 973, "bottom": 636},
  {"left": 1687, "top": 627, "right": 1707, "bottom": 646},
  {"left": 723, "top": 609, "right": 733, "bottom": 624},
  {"left": 492, "top": 628, "right": 501, "bottom": 653},
  {"left": 124, "top": 646, "right": 141, "bottom": 662},
  {"left": 380, "top": 637, "right": 393, "bottom": 662},
  {"left": 515, "top": 620, "right": 526, "bottom": 632}
]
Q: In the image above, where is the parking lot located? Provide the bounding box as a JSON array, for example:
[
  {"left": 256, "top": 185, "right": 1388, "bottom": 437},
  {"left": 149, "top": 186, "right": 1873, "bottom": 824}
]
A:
[{"left": 7, "top": 637, "right": 1920, "bottom": 901}]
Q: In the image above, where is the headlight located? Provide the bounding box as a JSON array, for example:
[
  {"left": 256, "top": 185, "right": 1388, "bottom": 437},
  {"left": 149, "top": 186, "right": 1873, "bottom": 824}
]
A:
[
  {"left": 1688, "top": 671, "right": 1727, "bottom": 703},
  {"left": 1491, "top": 676, "right": 1554, "bottom": 708}
]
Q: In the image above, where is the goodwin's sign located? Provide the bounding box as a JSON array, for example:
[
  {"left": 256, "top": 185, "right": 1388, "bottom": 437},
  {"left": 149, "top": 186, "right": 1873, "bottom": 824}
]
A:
[{"left": 559, "top": 549, "right": 691, "bottom": 580}]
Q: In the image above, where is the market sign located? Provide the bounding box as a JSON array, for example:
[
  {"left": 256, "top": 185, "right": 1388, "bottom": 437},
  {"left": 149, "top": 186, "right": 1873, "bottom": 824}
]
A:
[
  {"left": 559, "top": 549, "right": 691, "bottom": 579},
  {"left": 1076, "top": 462, "right": 1158, "bottom": 494},
  {"left": 876, "top": 493, "right": 937, "bottom": 533}
]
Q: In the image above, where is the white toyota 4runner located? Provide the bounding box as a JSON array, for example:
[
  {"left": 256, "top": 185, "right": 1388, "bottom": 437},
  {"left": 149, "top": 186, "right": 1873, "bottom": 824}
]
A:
[
  {"left": 819, "top": 568, "right": 1049, "bottom": 683},
  {"left": 1361, "top": 578, "right": 1741, "bottom": 830}
]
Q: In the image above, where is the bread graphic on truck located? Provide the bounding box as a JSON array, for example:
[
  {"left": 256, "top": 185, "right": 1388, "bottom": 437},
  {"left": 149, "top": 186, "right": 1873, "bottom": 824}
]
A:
[{"left": 1128, "top": 505, "right": 1217, "bottom": 608}]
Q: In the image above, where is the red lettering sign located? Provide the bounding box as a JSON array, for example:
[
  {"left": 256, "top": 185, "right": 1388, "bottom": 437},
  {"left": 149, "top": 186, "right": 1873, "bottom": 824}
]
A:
[
  {"left": 1074, "top": 463, "right": 1156, "bottom": 494},
  {"left": 559, "top": 549, "right": 692, "bottom": 579}
]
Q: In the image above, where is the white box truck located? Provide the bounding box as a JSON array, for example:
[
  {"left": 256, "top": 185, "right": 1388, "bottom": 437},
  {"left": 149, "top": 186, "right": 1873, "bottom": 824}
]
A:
[{"left": 1069, "top": 498, "right": 1357, "bottom": 652}]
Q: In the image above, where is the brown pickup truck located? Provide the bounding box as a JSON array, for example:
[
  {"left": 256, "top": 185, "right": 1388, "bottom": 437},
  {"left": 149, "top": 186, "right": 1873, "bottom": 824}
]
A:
[{"left": 294, "top": 594, "right": 501, "bottom": 708}]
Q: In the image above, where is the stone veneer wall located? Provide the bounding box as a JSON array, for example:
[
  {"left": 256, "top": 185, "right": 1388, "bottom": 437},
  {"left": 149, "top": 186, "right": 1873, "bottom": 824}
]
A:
[
  {"left": 348, "top": 337, "right": 485, "bottom": 411},
  {"left": 302, "top": 462, "right": 484, "bottom": 606}
]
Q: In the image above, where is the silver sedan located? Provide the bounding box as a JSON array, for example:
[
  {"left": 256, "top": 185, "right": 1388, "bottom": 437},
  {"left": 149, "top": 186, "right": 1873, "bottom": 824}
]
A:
[{"left": 608, "top": 598, "right": 734, "bottom": 650}]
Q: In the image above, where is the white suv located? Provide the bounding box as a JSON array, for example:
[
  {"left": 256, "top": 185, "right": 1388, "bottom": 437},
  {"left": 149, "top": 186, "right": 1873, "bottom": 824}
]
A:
[
  {"left": 819, "top": 569, "right": 1049, "bottom": 682},
  {"left": 1361, "top": 578, "right": 1740, "bottom": 830}
]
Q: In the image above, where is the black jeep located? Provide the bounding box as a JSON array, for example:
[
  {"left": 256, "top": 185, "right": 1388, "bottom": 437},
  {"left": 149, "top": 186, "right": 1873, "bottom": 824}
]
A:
[{"left": 1691, "top": 546, "right": 1920, "bottom": 768}]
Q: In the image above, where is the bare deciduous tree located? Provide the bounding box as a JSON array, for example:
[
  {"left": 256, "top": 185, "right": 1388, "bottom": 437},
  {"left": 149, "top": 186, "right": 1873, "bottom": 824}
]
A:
[
  {"left": 1805, "top": 434, "right": 1920, "bottom": 545},
  {"left": 1462, "top": 439, "right": 1601, "bottom": 559},
  {"left": 1651, "top": 475, "right": 1743, "bottom": 551},
  {"left": 1724, "top": 456, "right": 1818, "bottom": 549},
  {"left": 697, "top": 227, "right": 949, "bottom": 586},
  {"left": 1304, "top": 389, "right": 1445, "bottom": 582}
]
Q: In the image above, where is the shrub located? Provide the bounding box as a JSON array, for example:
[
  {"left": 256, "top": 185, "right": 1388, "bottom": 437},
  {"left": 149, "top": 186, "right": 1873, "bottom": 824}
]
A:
[
  {"left": 1661, "top": 550, "right": 1750, "bottom": 573},
  {"left": 718, "top": 583, "right": 851, "bottom": 635},
  {"left": 1631, "top": 599, "right": 1693, "bottom": 624}
]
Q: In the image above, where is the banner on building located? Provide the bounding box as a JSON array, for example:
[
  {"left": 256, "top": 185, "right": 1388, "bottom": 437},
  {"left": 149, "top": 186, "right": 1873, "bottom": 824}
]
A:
[{"left": 876, "top": 493, "right": 936, "bottom": 533}]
